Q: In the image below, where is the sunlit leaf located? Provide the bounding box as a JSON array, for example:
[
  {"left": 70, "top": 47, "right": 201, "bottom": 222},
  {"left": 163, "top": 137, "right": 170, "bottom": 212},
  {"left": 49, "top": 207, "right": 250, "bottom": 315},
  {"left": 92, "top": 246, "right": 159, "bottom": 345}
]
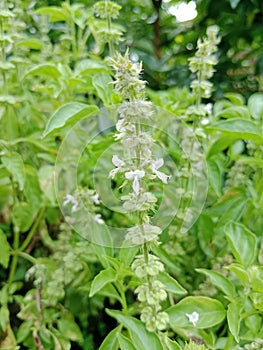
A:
[
  {"left": 196, "top": 268, "right": 235, "bottom": 298},
  {"left": 98, "top": 326, "right": 121, "bottom": 350},
  {"left": 157, "top": 272, "right": 187, "bottom": 296},
  {"left": 2, "top": 152, "right": 25, "bottom": 190},
  {"left": 206, "top": 119, "right": 263, "bottom": 144},
  {"left": 106, "top": 310, "right": 163, "bottom": 350},
  {"left": 167, "top": 296, "right": 226, "bottom": 329},
  {"left": 225, "top": 222, "right": 257, "bottom": 267},
  {"left": 0, "top": 229, "right": 11, "bottom": 269},
  {"left": 89, "top": 268, "right": 116, "bottom": 297},
  {"left": 42, "top": 103, "right": 98, "bottom": 137}
]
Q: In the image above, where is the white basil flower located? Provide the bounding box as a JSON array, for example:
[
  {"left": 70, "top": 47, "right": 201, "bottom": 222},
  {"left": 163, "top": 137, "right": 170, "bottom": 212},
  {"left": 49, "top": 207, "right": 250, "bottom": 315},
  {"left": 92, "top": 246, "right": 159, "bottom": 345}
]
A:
[
  {"left": 94, "top": 214, "right": 104, "bottom": 225},
  {"left": 109, "top": 155, "right": 125, "bottom": 178},
  {"left": 63, "top": 194, "right": 79, "bottom": 212},
  {"left": 91, "top": 193, "right": 100, "bottom": 205},
  {"left": 186, "top": 311, "right": 199, "bottom": 326},
  {"left": 151, "top": 158, "right": 171, "bottom": 184},
  {"left": 125, "top": 169, "right": 145, "bottom": 195}
]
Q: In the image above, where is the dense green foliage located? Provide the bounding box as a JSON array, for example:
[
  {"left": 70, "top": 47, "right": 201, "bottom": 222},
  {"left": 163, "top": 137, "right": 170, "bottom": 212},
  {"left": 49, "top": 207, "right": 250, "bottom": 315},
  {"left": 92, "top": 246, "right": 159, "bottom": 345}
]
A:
[{"left": 0, "top": 1, "right": 262, "bottom": 349}]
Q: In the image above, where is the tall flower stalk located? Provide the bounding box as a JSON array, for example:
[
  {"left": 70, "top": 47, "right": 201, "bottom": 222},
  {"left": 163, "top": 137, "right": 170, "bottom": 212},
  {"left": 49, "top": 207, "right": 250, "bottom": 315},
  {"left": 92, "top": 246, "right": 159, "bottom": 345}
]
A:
[
  {"left": 187, "top": 25, "right": 221, "bottom": 121},
  {"left": 109, "top": 51, "right": 170, "bottom": 332}
]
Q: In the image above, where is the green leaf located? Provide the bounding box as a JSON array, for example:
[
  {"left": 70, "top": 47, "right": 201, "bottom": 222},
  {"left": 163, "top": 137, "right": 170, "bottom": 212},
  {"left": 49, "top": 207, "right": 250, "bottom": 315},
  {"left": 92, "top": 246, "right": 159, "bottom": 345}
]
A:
[
  {"left": 98, "top": 326, "right": 121, "bottom": 350},
  {"left": 16, "top": 320, "right": 33, "bottom": 343},
  {"left": 119, "top": 240, "right": 138, "bottom": 266},
  {"left": 227, "top": 263, "right": 249, "bottom": 284},
  {"left": 0, "top": 229, "right": 11, "bottom": 268},
  {"left": 2, "top": 152, "right": 25, "bottom": 190},
  {"left": 23, "top": 63, "right": 61, "bottom": 80},
  {"left": 207, "top": 158, "right": 223, "bottom": 197},
  {"left": 12, "top": 201, "right": 38, "bottom": 232},
  {"left": 196, "top": 269, "right": 235, "bottom": 298},
  {"left": 157, "top": 272, "right": 187, "bottom": 296},
  {"left": 251, "top": 266, "right": 263, "bottom": 293},
  {"left": 38, "top": 165, "right": 56, "bottom": 205},
  {"left": 206, "top": 119, "right": 263, "bottom": 144},
  {"left": 24, "top": 166, "right": 42, "bottom": 209},
  {"left": 225, "top": 222, "right": 257, "bottom": 267},
  {"left": 206, "top": 136, "right": 238, "bottom": 157},
  {"left": 92, "top": 74, "right": 113, "bottom": 105},
  {"left": 224, "top": 92, "right": 245, "bottom": 105},
  {"left": 35, "top": 7, "right": 69, "bottom": 22},
  {"left": 248, "top": 92, "right": 263, "bottom": 119},
  {"left": 16, "top": 38, "right": 43, "bottom": 50},
  {"left": 42, "top": 103, "right": 98, "bottom": 137},
  {"left": 75, "top": 59, "right": 110, "bottom": 75},
  {"left": 0, "top": 306, "right": 9, "bottom": 331},
  {"left": 215, "top": 106, "right": 250, "bottom": 119},
  {"left": 117, "top": 333, "right": 137, "bottom": 350},
  {"left": 97, "top": 284, "right": 122, "bottom": 304},
  {"left": 57, "top": 319, "right": 83, "bottom": 343},
  {"left": 227, "top": 300, "right": 243, "bottom": 342},
  {"left": 107, "top": 310, "right": 163, "bottom": 350},
  {"left": 166, "top": 338, "right": 182, "bottom": 350},
  {"left": 167, "top": 296, "right": 226, "bottom": 329},
  {"left": 89, "top": 268, "right": 116, "bottom": 297},
  {"left": 197, "top": 214, "right": 215, "bottom": 258}
]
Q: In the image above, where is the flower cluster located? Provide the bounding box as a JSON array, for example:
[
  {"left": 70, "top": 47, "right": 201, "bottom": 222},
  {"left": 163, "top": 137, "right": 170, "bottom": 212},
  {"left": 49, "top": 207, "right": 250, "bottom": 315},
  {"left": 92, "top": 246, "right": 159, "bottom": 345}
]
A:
[
  {"left": 94, "top": 1, "right": 121, "bottom": 19},
  {"left": 189, "top": 25, "right": 221, "bottom": 102},
  {"left": 110, "top": 52, "right": 170, "bottom": 331},
  {"left": 63, "top": 187, "right": 103, "bottom": 224}
]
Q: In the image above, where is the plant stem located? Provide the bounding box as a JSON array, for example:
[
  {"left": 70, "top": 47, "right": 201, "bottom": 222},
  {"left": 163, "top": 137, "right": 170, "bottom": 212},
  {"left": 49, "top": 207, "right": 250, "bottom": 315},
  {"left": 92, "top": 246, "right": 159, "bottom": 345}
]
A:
[
  {"left": 7, "top": 208, "right": 45, "bottom": 290},
  {"left": 20, "top": 207, "right": 45, "bottom": 252}
]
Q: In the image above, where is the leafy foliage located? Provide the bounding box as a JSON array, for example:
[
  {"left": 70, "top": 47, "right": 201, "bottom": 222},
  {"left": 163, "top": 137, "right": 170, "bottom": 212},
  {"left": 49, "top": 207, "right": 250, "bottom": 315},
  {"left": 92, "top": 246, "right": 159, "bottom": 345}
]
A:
[{"left": 0, "top": 1, "right": 262, "bottom": 350}]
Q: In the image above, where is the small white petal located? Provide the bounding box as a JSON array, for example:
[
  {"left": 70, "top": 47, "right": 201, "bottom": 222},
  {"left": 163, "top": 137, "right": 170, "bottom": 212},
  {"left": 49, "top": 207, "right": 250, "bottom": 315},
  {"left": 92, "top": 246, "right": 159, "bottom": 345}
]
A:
[
  {"left": 94, "top": 214, "right": 104, "bottom": 224},
  {"left": 92, "top": 193, "right": 100, "bottom": 205},
  {"left": 133, "top": 176, "right": 140, "bottom": 195},
  {"left": 112, "top": 155, "right": 125, "bottom": 167},
  {"left": 186, "top": 311, "right": 199, "bottom": 326},
  {"left": 155, "top": 170, "right": 171, "bottom": 184},
  {"left": 153, "top": 158, "right": 164, "bottom": 170},
  {"left": 125, "top": 171, "right": 135, "bottom": 180},
  {"left": 133, "top": 170, "right": 145, "bottom": 178}
]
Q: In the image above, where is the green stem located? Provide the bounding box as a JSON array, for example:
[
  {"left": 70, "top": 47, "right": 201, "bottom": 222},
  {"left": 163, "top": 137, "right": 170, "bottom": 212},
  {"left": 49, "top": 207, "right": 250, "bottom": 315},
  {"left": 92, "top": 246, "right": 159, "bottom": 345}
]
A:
[
  {"left": 19, "top": 207, "right": 45, "bottom": 252},
  {"left": 16, "top": 251, "right": 37, "bottom": 264},
  {"left": 7, "top": 226, "right": 20, "bottom": 288},
  {"left": 8, "top": 208, "right": 45, "bottom": 289},
  {"left": 115, "top": 281, "right": 128, "bottom": 313}
]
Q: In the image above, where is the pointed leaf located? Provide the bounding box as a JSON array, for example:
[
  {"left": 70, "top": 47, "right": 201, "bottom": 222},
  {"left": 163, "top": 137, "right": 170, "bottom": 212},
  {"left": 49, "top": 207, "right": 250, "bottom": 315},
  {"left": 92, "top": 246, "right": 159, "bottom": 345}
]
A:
[
  {"left": 57, "top": 319, "right": 83, "bottom": 343},
  {"left": 196, "top": 269, "right": 235, "bottom": 298},
  {"left": 12, "top": 201, "right": 38, "bottom": 232},
  {"left": 2, "top": 152, "right": 25, "bottom": 190},
  {"left": 157, "top": 272, "right": 187, "bottom": 296},
  {"left": 0, "top": 229, "right": 11, "bottom": 269},
  {"left": 106, "top": 310, "right": 163, "bottom": 350},
  {"left": 166, "top": 338, "right": 182, "bottom": 350},
  {"left": 206, "top": 119, "right": 263, "bottom": 144},
  {"left": 117, "top": 333, "right": 136, "bottom": 350},
  {"left": 227, "top": 263, "right": 249, "bottom": 284},
  {"left": 248, "top": 92, "right": 263, "bottom": 119},
  {"left": 215, "top": 106, "right": 250, "bottom": 119},
  {"left": 35, "top": 7, "right": 69, "bottom": 22},
  {"left": 89, "top": 268, "right": 116, "bottom": 297},
  {"left": 99, "top": 326, "right": 121, "bottom": 350},
  {"left": 43, "top": 103, "right": 98, "bottom": 137},
  {"left": 225, "top": 222, "right": 257, "bottom": 267},
  {"left": 23, "top": 63, "right": 61, "bottom": 79},
  {"left": 92, "top": 74, "right": 113, "bottom": 105},
  {"left": 227, "top": 300, "right": 243, "bottom": 342},
  {"left": 167, "top": 296, "right": 226, "bottom": 329}
]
